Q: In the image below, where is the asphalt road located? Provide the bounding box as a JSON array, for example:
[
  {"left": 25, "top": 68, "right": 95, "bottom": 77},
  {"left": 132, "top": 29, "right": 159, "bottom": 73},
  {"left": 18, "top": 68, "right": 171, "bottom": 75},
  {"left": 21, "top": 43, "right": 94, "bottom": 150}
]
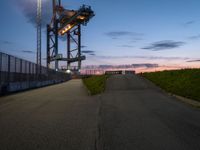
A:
[
  {"left": 97, "top": 75, "right": 200, "bottom": 150},
  {"left": 0, "top": 75, "right": 200, "bottom": 150},
  {"left": 0, "top": 80, "right": 99, "bottom": 150}
]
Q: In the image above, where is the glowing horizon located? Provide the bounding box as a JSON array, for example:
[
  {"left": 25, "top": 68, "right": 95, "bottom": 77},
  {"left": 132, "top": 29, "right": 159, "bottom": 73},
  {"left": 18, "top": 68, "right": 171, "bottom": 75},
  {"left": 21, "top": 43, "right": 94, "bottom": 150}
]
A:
[{"left": 0, "top": 0, "right": 200, "bottom": 70}]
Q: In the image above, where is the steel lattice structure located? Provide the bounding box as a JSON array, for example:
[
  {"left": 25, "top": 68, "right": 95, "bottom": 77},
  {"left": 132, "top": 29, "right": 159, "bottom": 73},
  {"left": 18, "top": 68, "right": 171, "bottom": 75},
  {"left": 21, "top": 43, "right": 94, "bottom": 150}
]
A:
[
  {"left": 47, "top": 0, "right": 94, "bottom": 72},
  {"left": 37, "top": 0, "right": 42, "bottom": 73}
]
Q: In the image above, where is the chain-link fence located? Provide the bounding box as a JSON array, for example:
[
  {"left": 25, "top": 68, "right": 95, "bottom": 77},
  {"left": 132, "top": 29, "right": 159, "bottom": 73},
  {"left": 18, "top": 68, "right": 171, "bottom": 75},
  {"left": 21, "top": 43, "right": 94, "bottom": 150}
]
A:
[{"left": 0, "top": 52, "right": 71, "bottom": 95}]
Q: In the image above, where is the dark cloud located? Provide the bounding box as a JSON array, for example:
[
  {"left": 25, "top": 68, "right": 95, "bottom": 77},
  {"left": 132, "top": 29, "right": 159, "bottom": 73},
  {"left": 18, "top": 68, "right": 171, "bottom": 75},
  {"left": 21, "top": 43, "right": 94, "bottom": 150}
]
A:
[
  {"left": 186, "top": 59, "right": 200, "bottom": 62},
  {"left": 22, "top": 50, "right": 35, "bottom": 54},
  {"left": 132, "top": 64, "right": 159, "bottom": 68},
  {"left": 89, "top": 53, "right": 96, "bottom": 56},
  {"left": 0, "top": 40, "right": 13, "bottom": 45},
  {"left": 183, "top": 20, "right": 195, "bottom": 26},
  {"left": 188, "top": 34, "right": 200, "bottom": 40},
  {"left": 118, "top": 45, "right": 134, "bottom": 48},
  {"left": 82, "top": 50, "right": 96, "bottom": 56},
  {"left": 83, "top": 63, "right": 159, "bottom": 69},
  {"left": 105, "top": 31, "right": 143, "bottom": 39},
  {"left": 142, "top": 40, "right": 185, "bottom": 51},
  {"left": 16, "top": 0, "right": 52, "bottom": 28},
  {"left": 81, "top": 45, "right": 87, "bottom": 48},
  {"left": 82, "top": 50, "right": 95, "bottom": 54},
  {"left": 95, "top": 55, "right": 190, "bottom": 61}
]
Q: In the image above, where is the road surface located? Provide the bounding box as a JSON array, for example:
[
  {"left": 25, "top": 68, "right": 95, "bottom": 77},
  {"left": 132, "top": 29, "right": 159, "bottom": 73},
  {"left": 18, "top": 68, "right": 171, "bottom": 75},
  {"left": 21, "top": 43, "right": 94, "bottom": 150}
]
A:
[
  {"left": 97, "top": 75, "right": 200, "bottom": 150},
  {"left": 0, "top": 80, "right": 99, "bottom": 150},
  {"left": 0, "top": 75, "right": 200, "bottom": 150}
]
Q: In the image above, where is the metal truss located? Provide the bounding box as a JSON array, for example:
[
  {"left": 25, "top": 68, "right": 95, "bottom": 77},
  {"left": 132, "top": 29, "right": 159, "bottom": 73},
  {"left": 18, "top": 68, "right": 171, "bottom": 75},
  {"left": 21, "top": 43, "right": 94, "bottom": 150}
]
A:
[{"left": 47, "top": 0, "right": 94, "bottom": 72}]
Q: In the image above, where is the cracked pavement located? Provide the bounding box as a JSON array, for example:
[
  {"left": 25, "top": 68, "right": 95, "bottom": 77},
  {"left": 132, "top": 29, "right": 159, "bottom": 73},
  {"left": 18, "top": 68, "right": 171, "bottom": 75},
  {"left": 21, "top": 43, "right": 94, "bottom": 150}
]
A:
[{"left": 0, "top": 75, "right": 200, "bottom": 150}]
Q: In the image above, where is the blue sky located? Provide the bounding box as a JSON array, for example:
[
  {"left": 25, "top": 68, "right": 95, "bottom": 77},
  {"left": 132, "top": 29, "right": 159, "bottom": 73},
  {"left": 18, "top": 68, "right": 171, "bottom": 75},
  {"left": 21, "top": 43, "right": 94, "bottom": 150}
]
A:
[{"left": 1, "top": 0, "right": 200, "bottom": 68}]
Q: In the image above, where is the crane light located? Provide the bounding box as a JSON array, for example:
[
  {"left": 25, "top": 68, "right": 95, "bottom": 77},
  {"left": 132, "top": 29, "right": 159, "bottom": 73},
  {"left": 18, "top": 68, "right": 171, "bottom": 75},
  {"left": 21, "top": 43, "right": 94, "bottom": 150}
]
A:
[
  {"left": 77, "top": 16, "right": 85, "bottom": 20},
  {"left": 58, "top": 5, "right": 95, "bottom": 36},
  {"left": 59, "top": 24, "right": 75, "bottom": 35}
]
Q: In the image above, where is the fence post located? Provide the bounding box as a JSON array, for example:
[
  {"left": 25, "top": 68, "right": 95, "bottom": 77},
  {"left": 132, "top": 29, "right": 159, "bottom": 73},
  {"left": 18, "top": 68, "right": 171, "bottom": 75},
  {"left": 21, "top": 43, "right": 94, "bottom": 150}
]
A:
[
  {"left": 20, "top": 59, "right": 22, "bottom": 89},
  {"left": 25, "top": 61, "right": 27, "bottom": 83},
  {"left": 15, "top": 57, "right": 17, "bottom": 73},
  {"left": 7, "top": 55, "right": 10, "bottom": 86},
  {"left": 29, "top": 62, "right": 31, "bottom": 87},
  {"left": 0, "top": 53, "right": 2, "bottom": 86},
  {"left": 14, "top": 57, "right": 17, "bottom": 83}
]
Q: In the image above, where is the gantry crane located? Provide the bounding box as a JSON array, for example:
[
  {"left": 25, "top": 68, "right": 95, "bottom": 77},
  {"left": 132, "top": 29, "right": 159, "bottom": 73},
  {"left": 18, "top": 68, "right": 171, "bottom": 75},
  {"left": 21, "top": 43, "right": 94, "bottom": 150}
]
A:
[{"left": 47, "top": 0, "right": 94, "bottom": 72}]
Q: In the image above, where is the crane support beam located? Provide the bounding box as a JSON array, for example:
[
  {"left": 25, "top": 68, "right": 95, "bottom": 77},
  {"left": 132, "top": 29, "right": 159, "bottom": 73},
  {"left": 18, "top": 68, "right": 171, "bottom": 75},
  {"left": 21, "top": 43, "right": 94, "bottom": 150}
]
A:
[{"left": 50, "top": 56, "right": 86, "bottom": 63}]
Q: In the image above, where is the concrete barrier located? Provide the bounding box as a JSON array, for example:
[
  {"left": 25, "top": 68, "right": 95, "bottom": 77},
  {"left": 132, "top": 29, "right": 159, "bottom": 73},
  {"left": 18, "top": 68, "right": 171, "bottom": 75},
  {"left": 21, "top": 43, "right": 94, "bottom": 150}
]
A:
[{"left": 0, "top": 79, "right": 71, "bottom": 96}]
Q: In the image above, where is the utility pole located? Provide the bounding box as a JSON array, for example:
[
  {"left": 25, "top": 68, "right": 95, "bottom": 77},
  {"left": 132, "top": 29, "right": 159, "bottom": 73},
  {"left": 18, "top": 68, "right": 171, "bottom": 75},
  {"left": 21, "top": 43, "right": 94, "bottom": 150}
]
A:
[{"left": 37, "top": 0, "right": 42, "bottom": 74}]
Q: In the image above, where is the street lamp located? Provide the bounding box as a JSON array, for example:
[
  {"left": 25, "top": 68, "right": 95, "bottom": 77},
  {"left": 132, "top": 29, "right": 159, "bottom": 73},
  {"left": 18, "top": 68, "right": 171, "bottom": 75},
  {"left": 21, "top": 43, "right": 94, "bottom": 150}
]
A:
[{"left": 37, "top": 0, "right": 42, "bottom": 74}]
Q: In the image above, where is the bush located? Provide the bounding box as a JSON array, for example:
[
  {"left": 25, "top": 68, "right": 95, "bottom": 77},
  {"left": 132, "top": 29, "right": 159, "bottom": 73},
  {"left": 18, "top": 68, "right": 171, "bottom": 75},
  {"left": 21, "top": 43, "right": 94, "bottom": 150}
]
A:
[{"left": 82, "top": 75, "right": 109, "bottom": 95}]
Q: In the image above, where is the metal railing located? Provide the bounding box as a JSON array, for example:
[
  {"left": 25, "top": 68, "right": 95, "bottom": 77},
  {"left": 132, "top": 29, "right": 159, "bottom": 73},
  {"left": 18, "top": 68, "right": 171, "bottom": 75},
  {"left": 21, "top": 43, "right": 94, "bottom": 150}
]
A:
[{"left": 0, "top": 52, "right": 71, "bottom": 95}]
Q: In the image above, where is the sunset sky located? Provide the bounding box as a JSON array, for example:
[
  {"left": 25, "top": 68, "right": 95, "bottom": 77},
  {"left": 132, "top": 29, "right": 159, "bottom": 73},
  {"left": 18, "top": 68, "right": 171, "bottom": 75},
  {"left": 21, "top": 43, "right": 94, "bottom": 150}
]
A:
[{"left": 0, "top": 0, "right": 200, "bottom": 70}]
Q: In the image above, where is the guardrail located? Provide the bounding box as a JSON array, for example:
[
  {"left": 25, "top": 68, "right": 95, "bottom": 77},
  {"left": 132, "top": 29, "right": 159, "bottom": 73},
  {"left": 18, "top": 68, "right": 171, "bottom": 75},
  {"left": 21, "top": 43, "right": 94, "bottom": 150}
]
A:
[{"left": 0, "top": 52, "right": 71, "bottom": 95}]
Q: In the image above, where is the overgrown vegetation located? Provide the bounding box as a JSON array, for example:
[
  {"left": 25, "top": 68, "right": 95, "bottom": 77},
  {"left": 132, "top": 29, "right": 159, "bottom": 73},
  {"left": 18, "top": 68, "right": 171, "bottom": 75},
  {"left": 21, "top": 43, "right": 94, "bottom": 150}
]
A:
[
  {"left": 82, "top": 75, "right": 109, "bottom": 95},
  {"left": 142, "top": 69, "right": 200, "bottom": 102}
]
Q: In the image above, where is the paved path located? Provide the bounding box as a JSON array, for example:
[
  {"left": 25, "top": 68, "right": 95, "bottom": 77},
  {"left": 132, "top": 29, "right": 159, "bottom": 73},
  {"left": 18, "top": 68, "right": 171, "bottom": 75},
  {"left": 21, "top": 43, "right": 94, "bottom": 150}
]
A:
[
  {"left": 0, "top": 80, "right": 99, "bottom": 150},
  {"left": 97, "top": 75, "right": 200, "bottom": 150},
  {"left": 0, "top": 75, "right": 200, "bottom": 150}
]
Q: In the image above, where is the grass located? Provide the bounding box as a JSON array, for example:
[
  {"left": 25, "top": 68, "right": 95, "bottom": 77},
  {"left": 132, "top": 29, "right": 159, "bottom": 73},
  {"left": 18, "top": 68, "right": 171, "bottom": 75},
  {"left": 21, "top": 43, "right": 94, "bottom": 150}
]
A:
[
  {"left": 82, "top": 75, "right": 109, "bottom": 95},
  {"left": 142, "top": 69, "right": 200, "bottom": 102}
]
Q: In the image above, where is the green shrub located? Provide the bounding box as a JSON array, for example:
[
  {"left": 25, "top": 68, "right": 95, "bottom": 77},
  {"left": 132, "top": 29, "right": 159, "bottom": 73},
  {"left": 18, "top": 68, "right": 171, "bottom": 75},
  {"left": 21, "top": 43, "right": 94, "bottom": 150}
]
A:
[{"left": 82, "top": 75, "right": 109, "bottom": 95}]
